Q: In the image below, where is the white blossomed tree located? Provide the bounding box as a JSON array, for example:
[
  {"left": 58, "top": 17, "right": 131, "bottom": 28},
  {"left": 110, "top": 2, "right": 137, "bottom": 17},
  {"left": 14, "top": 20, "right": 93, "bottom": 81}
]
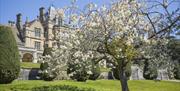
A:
[
  {"left": 39, "top": 28, "right": 98, "bottom": 81},
  {"left": 82, "top": 1, "right": 147, "bottom": 91},
  {"left": 39, "top": 0, "right": 179, "bottom": 91},
  {"left": 140, "top": 38, "right": 173, "bottom": 80},
  {"left": 77, "top": 0, "right": 178, "bottom": 91}
]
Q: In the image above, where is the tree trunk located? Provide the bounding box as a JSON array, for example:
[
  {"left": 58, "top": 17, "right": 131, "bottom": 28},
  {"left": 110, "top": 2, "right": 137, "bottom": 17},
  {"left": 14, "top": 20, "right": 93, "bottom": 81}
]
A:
[{"left": 119, "top": 68, "right": 129, "bottom": 91}]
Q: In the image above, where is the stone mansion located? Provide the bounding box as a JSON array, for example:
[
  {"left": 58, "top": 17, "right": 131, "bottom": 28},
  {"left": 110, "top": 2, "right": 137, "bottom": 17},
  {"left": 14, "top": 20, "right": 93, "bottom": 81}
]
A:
[{"left": 7, "top": 6, "right": 68, "bottom": 63}]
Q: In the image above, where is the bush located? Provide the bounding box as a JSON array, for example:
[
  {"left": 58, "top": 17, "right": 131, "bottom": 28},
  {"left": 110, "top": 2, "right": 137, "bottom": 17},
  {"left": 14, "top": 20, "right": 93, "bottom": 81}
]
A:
[
  {"left": 40, "top": 72, "right": 56, "bottom": 81},
  {"left": 32, "top": 85, "right": 95, "bottom": 91},
  {"left": 89, "top": 61, "right": 101, "bottom": 80},
  {"left": 40, "top": 47, "right": 55, "bottom": 81},
  {"left": 42, "top": 47, "right": 52, "bottom": 56},
  {"left": 67, "top": 63, "right": 89, "bottom": 82},
  {"left": 67, "top": 61, "right": 90, "bottom": 82},
  {"left": 0, "top": 26, "right": 20, "bottom": 84},
  {"left": 174, "top": 64, "right": 180, "bottom": 79},
  {"left": 112, "top": 62, "right": 131, "bottom": 80},
  {"left": 143, "top": 61, "right": 158, "bottom": 80},
  {"left": 40, "top": 62, "right": 48, "bottom": 71}
]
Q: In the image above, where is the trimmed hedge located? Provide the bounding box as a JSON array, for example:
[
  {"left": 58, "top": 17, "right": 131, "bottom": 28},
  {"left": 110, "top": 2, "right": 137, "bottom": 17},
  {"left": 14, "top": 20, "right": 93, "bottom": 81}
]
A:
[
  {"left": 32, "top": 85, "right": 95, "bottom": 91},
  {"left": 0, "top": 26, "right": 20, "bottom": 84}
]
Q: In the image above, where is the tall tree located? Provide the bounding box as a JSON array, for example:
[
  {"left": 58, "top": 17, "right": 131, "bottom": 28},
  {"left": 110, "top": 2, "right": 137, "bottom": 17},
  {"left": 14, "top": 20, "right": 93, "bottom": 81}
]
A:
[
  {"left": 0, "top": 26, "right": 20, "bottom": 84},
  {"left": 40, "top": 0, "right": 179, "bottom": 91}
]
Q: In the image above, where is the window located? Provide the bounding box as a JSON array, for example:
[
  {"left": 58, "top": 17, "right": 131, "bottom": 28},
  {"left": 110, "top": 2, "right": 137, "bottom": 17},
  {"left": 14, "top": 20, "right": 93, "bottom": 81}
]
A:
[
  {"left": 35, "top": 28, "right": 41, "bottom": 37},
  {"left": 44, "top": 29, "right": 48, "bottom": 40},
  {"left": 34, "top": 41, "right": 41, "bottom": 50}
]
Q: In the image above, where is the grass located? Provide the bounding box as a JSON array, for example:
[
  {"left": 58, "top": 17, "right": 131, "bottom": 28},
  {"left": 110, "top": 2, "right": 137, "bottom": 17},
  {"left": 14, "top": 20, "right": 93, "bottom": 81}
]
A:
[
  {"left": 20, "top": 62, "right": 40, "bottom": 68},
  {"left": 0, "top": 80, "right": 179, "bottom": 91},
  {"left": 100, "top": 67, "right": 110, "bottom": 72}
]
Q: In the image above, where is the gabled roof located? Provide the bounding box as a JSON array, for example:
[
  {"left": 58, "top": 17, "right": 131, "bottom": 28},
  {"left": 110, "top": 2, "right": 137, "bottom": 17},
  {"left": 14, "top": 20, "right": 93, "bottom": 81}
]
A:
[{"left": 24, "top": 19, "right": 39, "bottom": 27}]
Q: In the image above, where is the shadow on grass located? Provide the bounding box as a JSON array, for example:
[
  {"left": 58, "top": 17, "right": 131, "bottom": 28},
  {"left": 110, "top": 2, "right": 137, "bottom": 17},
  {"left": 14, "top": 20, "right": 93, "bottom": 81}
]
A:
[
  {"left": 10, "top": 85, "right": 96, "bottom": 91},
  {"left": 32, "top": 85, "right": 95, "bottom": 91}
]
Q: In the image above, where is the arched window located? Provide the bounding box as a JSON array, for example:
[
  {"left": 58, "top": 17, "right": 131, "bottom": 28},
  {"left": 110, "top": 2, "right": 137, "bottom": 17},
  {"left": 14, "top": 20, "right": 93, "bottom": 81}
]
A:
[{"left": 22, "top": 53, "right": 33, "bottom": 62}]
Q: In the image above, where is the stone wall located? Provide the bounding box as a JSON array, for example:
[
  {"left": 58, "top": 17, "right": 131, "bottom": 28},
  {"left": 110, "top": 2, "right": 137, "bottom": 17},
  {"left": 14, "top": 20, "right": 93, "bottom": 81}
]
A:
[
  {"left": 130, "top": 66, "right": 144, "bottom": 80},
  {"left": 99, "top": 66, "right": 170, "bottom": 80},
  {"left": 18, "top": 66, "right": 170, "bottom": 80},
  {"left": 130, "top": 66, "right": 169, "bottom": 80},
  {"left": 18, "top": 68, "right": 40, "bottom": 80}
]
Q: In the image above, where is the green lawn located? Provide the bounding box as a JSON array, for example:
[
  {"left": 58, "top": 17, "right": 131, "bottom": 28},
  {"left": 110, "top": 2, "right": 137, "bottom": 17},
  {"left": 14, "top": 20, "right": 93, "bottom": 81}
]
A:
[
  {"left": 100, "top": 67, "right": 110, "bottom": 72},
  {"left": 0, "top": 80, "right": 179, "bottom": 91},
  {"left": 20, "top": 62, "right": 40, "bottom": 68}
]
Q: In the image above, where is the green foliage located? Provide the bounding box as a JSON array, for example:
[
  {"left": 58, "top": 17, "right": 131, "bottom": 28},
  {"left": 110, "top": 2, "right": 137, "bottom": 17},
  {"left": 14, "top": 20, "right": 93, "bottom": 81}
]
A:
[
  {"left": 0, "top": 80, "right": 180, "bottom": 91},
  {"left": 42, "top": 47, "right": 52, "bottom": 56},
  {"left": 89, "top": 61, "right": 101, "bottom": 80},
  {"left": 40, "top": 47, "right": 55, "bottom": 81},
  {"left": 67, "top": 62, "right": 89, "bottom": 82},
  {"left": 167, "top": 38, "right": 180, "bottom": 79},
  {"left": 40, "top": 62, "right": 48, "bottom": 71},
  {"left": 143, "top": 61, "right": 158, "bottom": 80},
  {"left": 32, "top": 85, "right": 95, "bottom": 91},
  {"left": 40, "top": 72, "right": 56, "bottom": 81},
  {"left": 168, "top": 38, "right": 180, "bottom": 61},
  {"left": 174, "top": 64, "right": 180, "bottom": 79},
  {"left": 107, "top": 38, "right": 137, "bottom": 62},
  {"left": 0, "top": 26, "right": 20, "bottom": 84},
  {"left": 40, "top": 47, "right": 52, "bottom": 71},
  {"left": 112, "top": 62, "right": 131, "bottom": 80}
]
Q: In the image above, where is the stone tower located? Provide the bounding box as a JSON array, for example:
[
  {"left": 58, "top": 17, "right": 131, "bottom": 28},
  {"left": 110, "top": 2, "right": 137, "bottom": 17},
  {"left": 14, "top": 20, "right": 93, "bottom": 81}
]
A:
[
  {"left": 16, "top": 13, "right": 24, "bottom": 42},
  {"left": 39, "top": 7, "right": 45, "bottom": 24},
  {"left": 16, "top": 13, "right": 22, "bottom": 31},
  {"left": 43, "top": 6, "right": 55, "bottom": 48}
]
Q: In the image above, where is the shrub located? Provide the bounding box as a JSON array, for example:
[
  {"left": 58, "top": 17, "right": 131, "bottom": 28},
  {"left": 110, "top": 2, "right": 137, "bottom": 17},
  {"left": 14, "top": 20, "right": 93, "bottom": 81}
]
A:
[
  {"left": 32, "top": 85, "right": 95, "bottom": 91},
  {"left": 174, "top": 64, "right": 180, "bottom": 79},
  {"left": 143, "top": 61, "right": 158, "bottom": 80},
  {"left": 40, "top": 72, "right": 56, "bottom": 81},
  {"left": 89, "top": 61, "right": 100, "bottom": 80},
  {"left": 42, "top": 47, "right": 52, "bottom": 56},
  {"left": 40, "top": 47, "right": 55, "bottom": 81},
  {"left": 67, "top": 61, "right": 90, "bottom": 82},
  {"left": 112, "top": 61, "right": 131, "bottom": 80},
  {"left": 40, "top": 62, "right": 48, "bottom": 71},
  {"left": 67, "top": 63, "right": 89, "bottom": 82},
  {"left": 0, "top": 26, "right": 20, "bottom": 84}
]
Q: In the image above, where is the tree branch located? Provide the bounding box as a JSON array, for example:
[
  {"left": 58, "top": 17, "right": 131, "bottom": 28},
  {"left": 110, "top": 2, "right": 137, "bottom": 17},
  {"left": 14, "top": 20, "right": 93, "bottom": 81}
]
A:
[{"left": 148, "top": 15, "right": 180, "bottom": 39}]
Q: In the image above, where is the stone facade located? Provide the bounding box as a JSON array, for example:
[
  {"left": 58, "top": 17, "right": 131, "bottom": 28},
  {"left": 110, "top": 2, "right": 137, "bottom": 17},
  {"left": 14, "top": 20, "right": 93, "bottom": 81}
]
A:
[{"left": 7, "top": 6, "right": 67, "bottom": 63}]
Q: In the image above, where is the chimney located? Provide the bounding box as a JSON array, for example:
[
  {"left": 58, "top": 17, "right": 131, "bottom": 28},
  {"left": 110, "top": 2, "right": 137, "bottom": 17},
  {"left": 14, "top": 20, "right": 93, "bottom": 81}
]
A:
[
  {"left": 39, "top": 7, "right": 45, "bottom": 23},
  {"left": 16, "top": 13, "right": 22, "bottom": 31}
]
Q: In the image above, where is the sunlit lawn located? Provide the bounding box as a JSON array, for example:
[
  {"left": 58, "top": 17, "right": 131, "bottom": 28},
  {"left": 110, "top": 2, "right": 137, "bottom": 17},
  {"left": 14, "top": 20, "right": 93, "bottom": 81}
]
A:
[
  {"left": 20, "top": 62, "right": 40, "bottom": 68},
  {"left": 0, "top": 80, "right": 180, "bottom": 91}
]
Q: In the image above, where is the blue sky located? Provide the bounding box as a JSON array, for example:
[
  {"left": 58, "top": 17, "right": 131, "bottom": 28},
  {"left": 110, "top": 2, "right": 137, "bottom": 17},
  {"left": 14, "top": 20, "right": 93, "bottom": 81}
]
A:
[
  {"left": 0, "top": 0, "right": 110, "bottom": 24},
  {"left": 0, "top": 0, "right": 179, "bottom": 25}
]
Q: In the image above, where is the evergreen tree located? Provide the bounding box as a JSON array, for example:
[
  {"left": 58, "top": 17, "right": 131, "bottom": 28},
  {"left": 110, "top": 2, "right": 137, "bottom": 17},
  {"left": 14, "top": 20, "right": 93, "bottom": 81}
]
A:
[{"left": 0, "top": 26, "right": 20, "bottom": 84}]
